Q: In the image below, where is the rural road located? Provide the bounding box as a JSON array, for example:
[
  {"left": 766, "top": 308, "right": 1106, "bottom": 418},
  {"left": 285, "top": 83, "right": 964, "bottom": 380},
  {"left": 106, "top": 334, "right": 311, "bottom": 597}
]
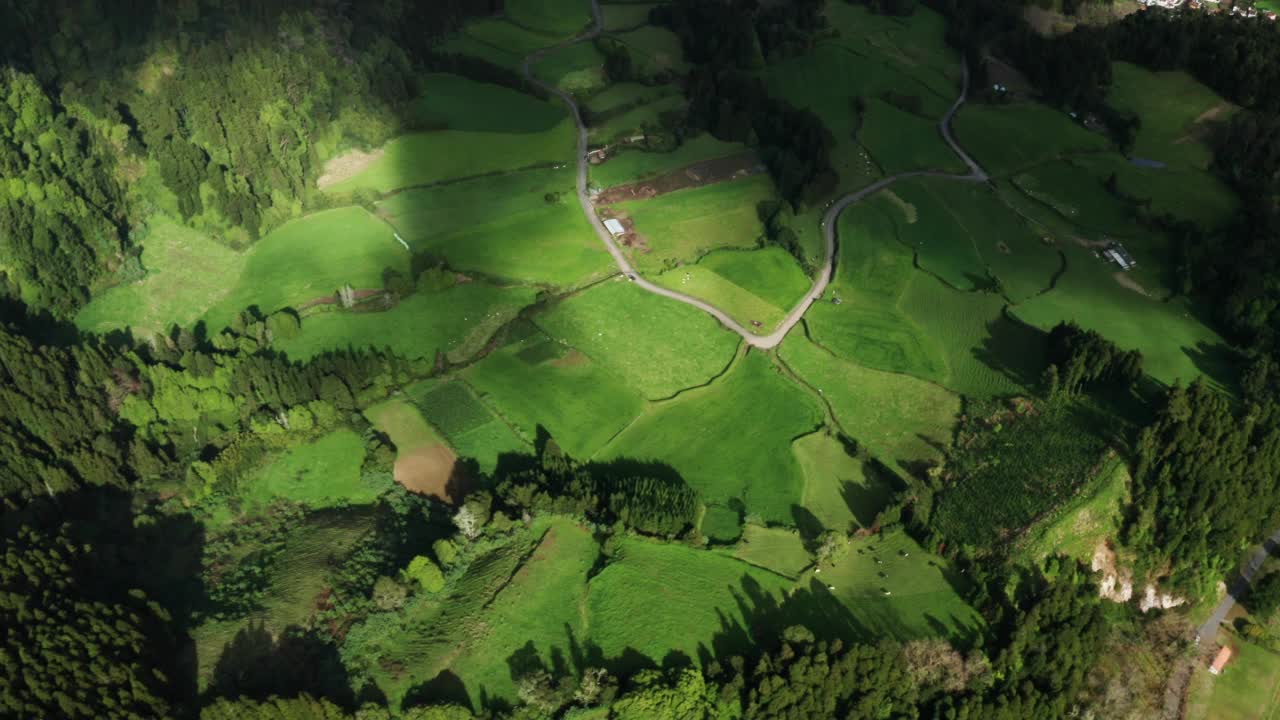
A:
[
  {"left": 524, "top": 1, "right": 988, "bottom": 349},
  {"left": 1196, "top": 527, "right": 1280, "bottom": 646}
]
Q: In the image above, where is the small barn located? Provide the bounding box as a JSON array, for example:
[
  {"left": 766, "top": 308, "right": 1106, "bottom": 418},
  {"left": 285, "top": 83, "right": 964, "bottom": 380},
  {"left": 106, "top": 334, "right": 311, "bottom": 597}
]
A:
[
  {"left": 603, "top": 218, "right": 626, "bottom": 237},
  {"left": 1104, "top": 242, "right": 1137, "bottom": 271},
  {"left": 1209, "top": 645, "right": 1233, "bottom": 676}
]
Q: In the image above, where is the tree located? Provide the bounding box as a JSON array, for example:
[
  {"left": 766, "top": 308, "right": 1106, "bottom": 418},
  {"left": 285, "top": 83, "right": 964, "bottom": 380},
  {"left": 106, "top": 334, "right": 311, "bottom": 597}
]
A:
[
  {"left": 1247, "top": 571, "right": 1280, "bottom": 620},
  {"left": 454, "top": 505, "right": 482, "bottom": 541},
  {"left": 610, "top": 668, "right": 712, "bottom": 720},
  {"left": 404, "top": 555, "right": 445, "bottom": 593}
]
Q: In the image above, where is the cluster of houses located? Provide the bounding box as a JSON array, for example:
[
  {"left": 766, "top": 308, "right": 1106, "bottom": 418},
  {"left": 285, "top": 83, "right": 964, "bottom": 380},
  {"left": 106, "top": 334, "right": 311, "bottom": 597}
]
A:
[{"left": 1139, "top": 0, "right": 1278, "bottom": 20}]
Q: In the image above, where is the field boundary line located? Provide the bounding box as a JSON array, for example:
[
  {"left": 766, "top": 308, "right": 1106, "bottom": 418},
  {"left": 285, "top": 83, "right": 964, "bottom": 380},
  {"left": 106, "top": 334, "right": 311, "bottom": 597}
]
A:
[{"left": 646, "top": 338, "right": 749, "bottom": 404}]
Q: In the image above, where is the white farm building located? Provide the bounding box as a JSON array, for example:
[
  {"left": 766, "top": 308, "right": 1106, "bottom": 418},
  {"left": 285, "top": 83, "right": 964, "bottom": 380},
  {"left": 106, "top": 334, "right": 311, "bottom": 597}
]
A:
[{"left": 603, "top": 218, "right": 626, "bottom": 237}]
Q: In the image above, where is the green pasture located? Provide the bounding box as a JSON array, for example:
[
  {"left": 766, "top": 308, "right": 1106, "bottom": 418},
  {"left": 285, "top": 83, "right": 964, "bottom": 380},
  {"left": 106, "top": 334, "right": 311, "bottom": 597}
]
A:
[
  {"left": 77, "top": 215, "right": 247, "bottom": 336},
  {"left": 602, "top": 350, "right": 822, "bottom": 525},
  {"left": 953, "top": 102, "right": 1109, "bottom": 177},
  {"left": 1012, "top": 239, "right": 1234, "bottom": 389},
  {"left": 805, "top": 194, "right": 1040, "bottom": 398},
  {"left": 378, "top": 168, "right": 611, "bottom": 287},
  {"left": 589, "top": 93, "right": 684, "bottom": 144},
  {"left": 701, "top": 505, "right": 743, "bottom": 543},
  {"left": 279, "top": 282, "right": 535, "bottom": 363},
  {"left": 731, "top": 525, "right": 812, "bottom": 579},
  {"left": 533, "top": 42, "right": 607, "bottom": 95},
  {"left": 463, "top": 333, "right": 645, "bottom": 459},
  {"left": 1018, "top": 459, "right": 1130, "bottom": 565},
  {"left": 447, "top": 519, "right": 599, "bottom": 705},
  {"left": 536, "top": 276, "right": 740, "bottom": 399},
  {"left": 700, "top": 246, "right": 812, "bottom": 311},
  {"left": 1072, "top": 153, "right": 1239, "bottom": 230},
  {"left": 406, "top": 379, "right": 529, "bottom": 472},
  {"left": 585, "top": 82, "right": 673, "bottom": 114},
  {"left": 859, "top": 98, "right": 966, "bottom": 176},
  {"left": 793, "top": 432, "right": 900, "bottom": 533},
  {"left": 780, "top": 337, "right": 959, "bottom": 473},
  {"left": 613, "top": 25, "right": 688, "bottom": 77},
  {"left": 1011, "top": 159, "right": 1146, "bottom": 237},
  {"left": 194, "top": 509, "right": 372, "bottom": 688},
  {"left": 435, "top": 20, "right": 549, "bottom": 70},
  {"left": 816, "top": 529, "right": 983, "bottom": 642},
  {"left": 824, "top": 1, "right": 958, "bottom": 101},
  {"left": 655, "top": 264, "right": 785, "bottom": 331},
  {"left": 409, "top": 73, "right": 564, "bottom": 134},
  {"left": 589, "top": 133, "right": 747, "bottom": 189},
  {"left": 614, "top": 174, "right": 774, "bottom": 272},
  {"left": 1107, "top": 61, "right": 1234, "bottom": 171},
  {"left": 365, "top": 399, "right": 445, "bottom": 454},
  {"left": 240, "top": 429, "right": 374, "bottom": 510},
  {"left": 201, "top": 207, "right": 408, "bottom": 332},
  {"left": 506, "top": 0, "right": 593, "bottom": 38},
  {"left": 586, "top": 535, "right": 794, "bottom": 665},
  {"left": 602, "top": 3, "right": 659, "bottom": 30},
  {"left": 1186, "top": 636, "right": 1280, "bottom": 720}
]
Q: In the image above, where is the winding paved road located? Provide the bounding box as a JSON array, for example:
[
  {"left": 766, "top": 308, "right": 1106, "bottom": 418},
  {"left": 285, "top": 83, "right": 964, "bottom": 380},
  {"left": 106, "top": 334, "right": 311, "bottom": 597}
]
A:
[
  {"left": 524, "top": 1, "right": 988, "bottom": 349},
  {"left": 1197, "top": 527, "right": 1280, "bottom": 646}
]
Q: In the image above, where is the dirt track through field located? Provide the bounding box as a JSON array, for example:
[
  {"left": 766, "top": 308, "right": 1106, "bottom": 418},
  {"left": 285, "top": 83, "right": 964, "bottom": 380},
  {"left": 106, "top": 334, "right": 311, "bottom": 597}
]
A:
[{"left": 522, "top": 0, "right": 989, "bottom": 349}]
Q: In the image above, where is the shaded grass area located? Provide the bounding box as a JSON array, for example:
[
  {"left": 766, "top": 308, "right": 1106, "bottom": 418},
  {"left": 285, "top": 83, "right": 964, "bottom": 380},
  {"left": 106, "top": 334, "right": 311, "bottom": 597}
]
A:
[
  {"left": 379, "top": 168, "right": 611, "bottom": 287},
  {"left": 278, "top": 282, "right": 537, "bottom": 363},
  {"left": 589, "top": 93, "right": 684, "bottom": 144},
  {"left": 602, "top": 350, "right": 822, "bottom": 525},
  {"left": 780, "top": 336, "right": 959, "bottom": 475},
  {"left": 601, "top": 3, "right": 659, "bottom": 32},
  {"left": 240, "top": 430, "right": 374, "bottom": 510},
  {"left": 463, "top": 332, "right": 645, "bottom": 459},
  {"left": 589, "top": 133, "right": 747, "bottom": 188},
  {"left": 952, "top": 102, "right": 1109, "bottom": 177},
  {"left": 536, "top": 276, "right": 740, "bottom": 399},
  {"left": 506, "top": 0, "right": 594, "bottom": 38},
  {"left": 793, "top": 432, "right": 899, "bottom": 533},
  {"left": 859, "top": 98, "right": 966, "bottom": 176},
  {"left": 698, "top": 246, "right": 811, "bottom": 313},
  {"left": 409, "top": 73, "right": 565, "bottom": 134},
  {"left": 615, "top": 174, "right": 774, "bottom": 273},
  {"left": 1107, "top": 61, "right": 1234, "bottom": 171},
  {"left": 436, "top": 20, "right": 550, "bottom": 70},
  {"left": 701, "top": 505, "right": 743, "bottom": 544},
  {"left": 612, "top": 26, "right": 688, "bottom": 77},
  {"left": 1071, "top": 153, "right": 1239, "bottom": 231}
]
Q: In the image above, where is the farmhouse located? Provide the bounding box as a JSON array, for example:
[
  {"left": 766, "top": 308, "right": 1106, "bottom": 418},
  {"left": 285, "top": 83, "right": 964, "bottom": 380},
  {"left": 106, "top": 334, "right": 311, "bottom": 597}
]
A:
[
  {"left": 1208, "top": 645, "right": 1233, "bottom": 675},
  {"left": 1103, "top": 242, "right": 1137, "bottom": 271},
  {"left": 603, "top": 218, "right": 626, "bottom": 237}
]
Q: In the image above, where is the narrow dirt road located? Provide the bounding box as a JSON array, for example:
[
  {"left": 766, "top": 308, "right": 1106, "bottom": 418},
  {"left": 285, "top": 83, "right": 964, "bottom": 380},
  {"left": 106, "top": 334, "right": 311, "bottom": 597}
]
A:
[{"left": 523, "top": 1, "right": 988, "bottom": 349}]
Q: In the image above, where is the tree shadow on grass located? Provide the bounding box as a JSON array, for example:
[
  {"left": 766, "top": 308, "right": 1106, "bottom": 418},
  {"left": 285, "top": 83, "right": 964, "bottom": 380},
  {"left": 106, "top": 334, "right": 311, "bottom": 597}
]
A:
[
  {"left": 1183, "top": 339, "right": 1241, "bottom": 392},
  {"left": 971, "top": 312, "right": 1048, "bottom": 392},
  {"left": 403, "top": 670, "right": 472, "bottom": 712},
  {"left": 206, "top": 622, "right": 356, "bottom": 708}
]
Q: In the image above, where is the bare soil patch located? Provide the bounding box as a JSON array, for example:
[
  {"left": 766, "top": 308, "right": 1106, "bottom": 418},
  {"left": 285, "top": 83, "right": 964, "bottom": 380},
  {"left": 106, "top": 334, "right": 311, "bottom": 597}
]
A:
[
  {"left": 1175, "top": 101, "right": 1233, "bottom": 146},
  {"left": 594, "top": 151, "right": 763, "bottom": 204},
  {"left": 317, "top": 148, "right": 385, "bottom": 190},
  {"left": 1113, "top": 271, "right": 1151, "bottom": 297},
  {"left": 395, "top": 443, "right": 464, "bottom": 503},
  {"left": 551, "top": 349, "right": 589, "bottom": 368}
]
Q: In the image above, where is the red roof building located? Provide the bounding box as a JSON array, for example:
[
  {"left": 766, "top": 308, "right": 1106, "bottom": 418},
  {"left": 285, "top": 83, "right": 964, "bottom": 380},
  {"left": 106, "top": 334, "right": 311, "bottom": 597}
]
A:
[{"left": 1209, "top": 645, "right": 1233, "bottom": 676}]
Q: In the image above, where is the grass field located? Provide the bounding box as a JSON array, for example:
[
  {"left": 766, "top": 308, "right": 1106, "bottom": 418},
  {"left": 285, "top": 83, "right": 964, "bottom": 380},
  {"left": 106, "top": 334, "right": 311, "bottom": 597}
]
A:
[
  {"left": 1186, "top": 635, "right": 1280, "bottom": 720},
  {"left": 328, "top": 75, "right": 575, "bottom": 194},
  {"left": 601, "top": 3, "right": 659, "bottom": 31},
  {"left": 586, "top": 535, "right": 795, "bottom": 665},
  {"left": 585, "top": 82, "right": 673, "bottom": 114},
  {"left": 406, "top": 379, "right": 529, "bottom": 472},
  {"left": 446, "top": 519, "right": 599, "bottom": 705},
  {"left": 1107, "top": 61, "right": 1234, "bottom": 171},
  {"left": 589, "top": 134, "right": 748, "bottom": 188},
  {"left": 378, "top": 168, "right": 611, "bottom": 287},
  {"left": 602, "top": 350, "right": 822, "bottom": 525},
  {"left": 365, "top": 399, "right": 462, "bottom": 500},
  {"left": 536, "top": 276, "right": 740, "bottom": 399},
  {"left": 506, "top": 0, "right": 593, "bottom": 37},
  {"left": 613, "top": 26, "right": 688, "bottom": 77},
  {"left": 732, "top": 525, "right": 812, "bottom": 578},
  {"left": 278, "top": 282, "right": 536, "bottom": 363},
  {"left": 701, "top": 505, "right": 743, "bottom": 543},
  {"left": 780, "top": 336, "right": 959, "bottom": 474},
  {"left": 435, "top": 20, "right": 549, "bottom": 70},
  {"left": 589, "top": 94, "right": 684, "bottom": 144},
  {"left": 78, "top": 215, "right": 248, "bottom": 335},
  {"left": 1011, "top": 160, "right": 1146, "bottom": 237},
  {"left": 655, "top": 262, "right": 787, "bottom": 331},
  {"left": 1071, "top": 153, "right": 1239, "bottom": 230},
  {"left": 240, "top": 429, "right": 375, "bottom": 510},
  {"left": 793, "top": 432, "right": 900, "bottom": 533},
  {"left": 953, "top": 102, "right": 1110, "bottom": 177},
  {"left": 803, "top": 194, "right": 1042, "bottom": 398},
  {"left": 613, "top": 174, "right": 775, "bottom": 273},
  {"left": 196, "top": 207, "right": 408, "bottom": 331},
  {"left": 1012, "top": 239, "right": 1234, "bottom": 389},
  {"left": 859, "top": 98, "right": 967, "bottom": 176},
  {"left": 463, "top": 332, "right": 645, "bottom": 459},
  {"left": 533, "top": 41, "right": 607, "bottom": 95},
  {"left": 816, "top": 529, "right": 983, "bottom": 643}
]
